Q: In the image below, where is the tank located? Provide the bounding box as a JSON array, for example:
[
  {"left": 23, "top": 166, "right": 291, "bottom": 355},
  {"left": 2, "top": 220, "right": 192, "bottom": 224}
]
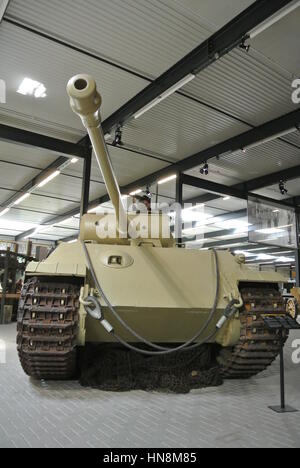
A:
[{"left": 17, "top": 75, "right": 297, "bottom": 382}]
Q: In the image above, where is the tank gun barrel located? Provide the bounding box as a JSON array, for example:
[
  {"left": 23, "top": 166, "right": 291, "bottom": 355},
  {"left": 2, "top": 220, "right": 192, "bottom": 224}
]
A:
[{"left": 67, "top": 74, "right": 127, "bottom": 235}]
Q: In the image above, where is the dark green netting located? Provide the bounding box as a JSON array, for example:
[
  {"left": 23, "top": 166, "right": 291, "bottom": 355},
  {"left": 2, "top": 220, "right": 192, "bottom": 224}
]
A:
[{"left": 79, "top": 344, "right": 223, "bottom": 394}]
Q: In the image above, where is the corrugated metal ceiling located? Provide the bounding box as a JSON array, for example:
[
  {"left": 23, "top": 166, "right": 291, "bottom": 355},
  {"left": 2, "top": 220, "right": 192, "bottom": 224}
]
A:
[
  {"left": 5, "top": 0, "right": 213, "bottom": 78},
  {"left": 122, "top": 93, "right": 249, "bottom": 161},
  {"left": 0, "top": 140, "right": 61, "bottom": 170},
  {"left": 0, "top": 20, "right": 148, "bottom": 138},
  {"left": 63, "top": 146, "right": 169, "bottom": 186},
  {"left": 187, "top": 135, "right": 300, "bottom": 186},
  {"left": 0, "top": 162, "right": 41, "bottom": 191},
  {"left": 183, "top": 47, "right": 300, "bottom": 126},
  {"left": 0, "top": 0, "right": 299, "bottom": 244},
  {"left": 251, "top": 7, "right": 300, "bottom": 76}
]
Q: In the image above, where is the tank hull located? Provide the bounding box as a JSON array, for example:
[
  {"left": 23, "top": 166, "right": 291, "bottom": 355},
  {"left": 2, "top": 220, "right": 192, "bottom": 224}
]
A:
[{"left": 25, "top": 242, "right": 287, "bottom": 347}]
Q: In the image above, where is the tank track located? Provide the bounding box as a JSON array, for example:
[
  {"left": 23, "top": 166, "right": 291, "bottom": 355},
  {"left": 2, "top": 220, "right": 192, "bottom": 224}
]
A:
[
  {"left": 219, "top": 286, "right": 288, "bottom": 379},
  {"left": 17, "top": 277, "right": 80, "bottom": 380}
]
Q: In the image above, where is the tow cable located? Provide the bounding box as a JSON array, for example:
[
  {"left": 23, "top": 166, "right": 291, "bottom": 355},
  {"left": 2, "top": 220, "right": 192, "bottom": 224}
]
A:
[{"left": 80, "top": 241, "right": 243, "bottom": 356}]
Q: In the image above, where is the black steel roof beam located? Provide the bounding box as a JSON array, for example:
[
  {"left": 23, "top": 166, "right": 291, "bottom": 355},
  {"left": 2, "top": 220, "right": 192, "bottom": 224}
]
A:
[
  {"left": 93, "top": 0, "right": 294, "bottom": 139},
  {"left": 115, "top": 108, "right": 300, "bottom": 196},
  {"left": 181, "top": 174, "right": 298, "bottom": 211},
  {"left": 181, "top": 174, "right": 248, "bottom": 200},
  {"left": 178, "top": 109, "right": 300, "bottom": 174},
  {"left": 0, "top": 123, "right": 87, "bottom": 158},
  {"left": 185, "top": 163, "right": 300, "bottom": 206}
]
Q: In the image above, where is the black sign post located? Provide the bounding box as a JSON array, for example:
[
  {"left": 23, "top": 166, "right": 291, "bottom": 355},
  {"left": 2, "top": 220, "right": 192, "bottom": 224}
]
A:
[{"left": 263, "top": 316, "right": 300, "bottom": 414}]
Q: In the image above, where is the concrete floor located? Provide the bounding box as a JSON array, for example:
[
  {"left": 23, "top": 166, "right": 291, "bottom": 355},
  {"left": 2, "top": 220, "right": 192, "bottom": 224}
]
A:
[{"left": 0, "top": 323, "right": 300, "bottom": 448}]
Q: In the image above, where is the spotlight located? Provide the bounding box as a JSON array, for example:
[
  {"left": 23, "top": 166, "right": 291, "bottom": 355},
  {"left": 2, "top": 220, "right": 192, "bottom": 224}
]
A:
[
  {"left": 145, "top": 186, "right": 151, "bottom": 198},
  {"left": 239, "top": 39, "right": 250, "bottom": 53},
  {"left": 279, "top": 180, "right": 288, "bottom": 196},
  {"left": 112, "top": 125, "right": 124, "bottom": 147},
  {"left": 200, "top": 162, "right": 209, "bottom": 176}
]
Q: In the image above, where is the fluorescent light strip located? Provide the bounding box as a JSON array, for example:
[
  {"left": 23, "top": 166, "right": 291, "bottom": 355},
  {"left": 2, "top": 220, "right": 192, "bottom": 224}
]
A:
[
  {"left": 0, "top": 0, "right": 9, "bottom": 22},
  {"left": 14, "top": 193, "right": 30, "bottom": 205},
  {"left": 0, "top": 207, "right": 10, "bottom": 217},
  {"left": 134, "top": 74, "right": 195, "bottom": 119},
  {"left": 130, "top": 189, "right": 142, "bottom": 196},
  {"left": 250, "top": 1, "right": 300, "bottom": 39},
  {"left": 0, "top": 157, "right": 78, "bottom": 217},
  {"left": 158, "top": 174, "right": 177, "bottom": 185},
  {"left": 38, "top": 170, "right": 60, "bottom": 188},
  {"left": 243, "top": 128, "right": 296, "bottom": 151}
]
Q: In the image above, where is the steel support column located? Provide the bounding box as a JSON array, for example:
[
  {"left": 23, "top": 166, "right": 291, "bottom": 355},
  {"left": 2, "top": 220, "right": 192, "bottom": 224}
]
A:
[
  {"left": 0, "top": 250, "right": 9, "bottom": 325},
  {"left": 80, "top": 148, "right": 92, "bottom": 217},
  {"left": 295, "top": 212, "right": 300, "bottom": 287},
  {"left": 175, "top": 173, "right": 183, "bottom": 246}
]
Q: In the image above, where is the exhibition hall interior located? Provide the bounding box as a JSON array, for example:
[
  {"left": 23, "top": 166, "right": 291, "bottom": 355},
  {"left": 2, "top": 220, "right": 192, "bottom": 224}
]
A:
[{"left": 0, "top": 0, "right": 300, "bottom": 450}]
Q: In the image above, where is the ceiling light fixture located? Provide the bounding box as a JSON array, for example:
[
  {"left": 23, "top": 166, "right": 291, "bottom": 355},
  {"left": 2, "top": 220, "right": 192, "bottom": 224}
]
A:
[
  {"left": 0, "top": 207, "right": 10, "bottom": 217},
  {"left": 14, "top": 193, "right": 30, "bottom": 205},
  {"left": 241, "top": 128, "right": 296, "bottom": 152},
  {"left": 256, "top": 254, "right": 276, "bottom": 261},
  {"left": 71, "top": 158, "right": 79, "bottom": 164},
  {"left": 276, "top": 256, "right": 295, "bottom": 263},
  {"left": 158, "top": 174, "right": 177, "bottom": 185},
  {"left": 200, "top": 162, "right": 209, "bottom": 176},
  {"left": 257, "top": 227, "right": 285, "bottom": 235},
  {"left": 0, "top": 0, "right": 9, "bottom": 22},
  {"left": 112, "top": 125, "right": 124, "bottom": 147},
  {"left": 17, "top": 78, "right": 47, "bottom": 98},
  {"left": 279, "top": 180, "right": 288, "bottom": 196},
  {"left": 223, "top": 196, "right": 231, "bottom": 201},
  {"left": 216, "top": 220, "right": 251, "bottom": 231},
  {"left": 37, "top": 170, "right": 60, "bottom": 188},
  {"left": 134, "top": 74, "right": 195, "bottom": 119},
  {"left": 35, "top": 225, "right": 54, "bottom": 234},
  {"left": 249, "top": 1, "right": 300, "bottom": 39},
  {"left": 130, "top": 189, "right": 142, "bottom": 196},
  {"left": 184, "top": 204, "right": 205, "bottom": 213}
]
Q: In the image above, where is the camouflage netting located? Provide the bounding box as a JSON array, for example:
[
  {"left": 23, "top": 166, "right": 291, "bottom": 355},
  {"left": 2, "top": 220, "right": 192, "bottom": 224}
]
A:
[{"left": 79, "top": 344, "right": 223, "bottom": 394}]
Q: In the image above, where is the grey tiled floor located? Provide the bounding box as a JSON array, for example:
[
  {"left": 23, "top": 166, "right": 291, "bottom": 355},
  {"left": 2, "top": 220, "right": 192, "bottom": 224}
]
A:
[{"left": 0, "top": 323, "right": 300, "bottom": 448}]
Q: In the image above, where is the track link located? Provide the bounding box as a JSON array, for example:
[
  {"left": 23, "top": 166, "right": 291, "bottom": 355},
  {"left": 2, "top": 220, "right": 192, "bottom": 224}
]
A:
[
  {"left": 17, "top": 277, "right": 80, "bottom": 380},
  {"left": 219, "top": 287, "right": 288, "bottom": 379}
]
